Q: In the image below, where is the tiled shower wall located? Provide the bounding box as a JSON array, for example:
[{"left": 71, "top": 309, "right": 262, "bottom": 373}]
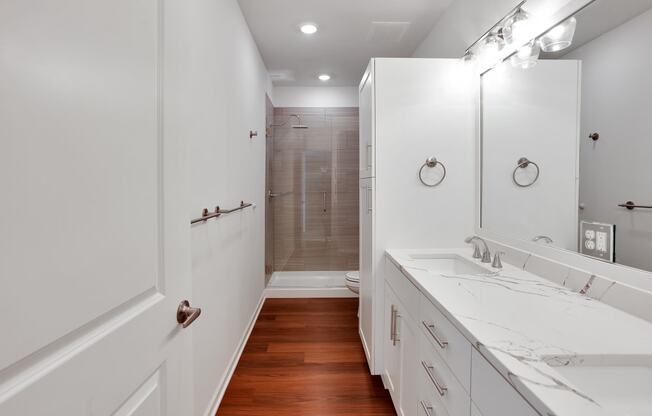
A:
[{"left": 271, "top": 107, "right": 359, "bottom": 271}]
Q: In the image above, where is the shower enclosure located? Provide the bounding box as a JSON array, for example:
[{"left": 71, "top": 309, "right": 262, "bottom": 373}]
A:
[{"left": 266, "top": 107, "right": 359, "bottom": 292}]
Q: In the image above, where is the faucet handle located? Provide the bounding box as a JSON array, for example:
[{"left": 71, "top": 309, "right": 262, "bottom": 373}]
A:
[
  {"left": 481, "top": 248, "right": 492, "bottom": 263},
  {"left": 492, "top": 251, "right": 505, "bottom": 269},
  {"left": 471, "top": 243, "right": 482, "bottom": 259}
]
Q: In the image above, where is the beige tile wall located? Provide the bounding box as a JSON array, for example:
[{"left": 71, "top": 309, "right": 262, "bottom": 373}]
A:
[{"left": 271, "top": 107, "right": 359, "bottom": 271}]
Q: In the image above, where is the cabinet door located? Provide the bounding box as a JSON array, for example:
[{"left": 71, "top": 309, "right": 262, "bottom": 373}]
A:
[
  {"left": 359, "top": 61, "right": 374, "bottom": 179},
  {"left": 399, "top": 311, "right": 419, "bottom": 416},
  {"left": 384, "top": 282, "right": 401, "bottom": 406},
  {"left": 359, "top": 177, "right": 375, "bottom": 367}
]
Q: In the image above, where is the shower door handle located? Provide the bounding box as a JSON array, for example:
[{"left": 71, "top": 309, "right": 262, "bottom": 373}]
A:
[{"left": 322, "top": 192, "right": 327, "bottom": 213}]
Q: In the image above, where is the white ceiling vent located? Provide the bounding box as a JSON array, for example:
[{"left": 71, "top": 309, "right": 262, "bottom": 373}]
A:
[
  {"left": 366, "top": 21, "right": 412, "bottom": 43},
  {"left": 268, "top": 70, "right": 296, "bottom": 84}
]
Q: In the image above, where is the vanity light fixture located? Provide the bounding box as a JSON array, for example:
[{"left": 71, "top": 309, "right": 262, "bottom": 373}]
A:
[
  {"left": 503, "top": 8, "right": 530, "bottom": 46},
  {"left": 300, "top": 23, "right": 318, "bottom": 34},
  {"left": 477, "top": 33, "right": 505, "bottom": 68},
  {"left": 510, "top": 40, "right": 541, "bottom": 69},
  {"left": 318, "top": 74, "right": 331, "bottom": 81},
  {"left": 539, "top": 16, "right": 577, "bottom": 52}
]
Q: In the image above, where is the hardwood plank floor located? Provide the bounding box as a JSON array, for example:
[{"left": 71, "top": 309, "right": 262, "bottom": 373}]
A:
[{"left": 217, "top": 298, "right": 396, "bottom": 416}]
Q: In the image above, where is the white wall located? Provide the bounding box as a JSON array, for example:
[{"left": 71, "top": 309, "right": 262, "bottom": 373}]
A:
[
  {"left": 273, "top": 86, "right": 359, "bottom": 107},
  {"left": 180, "top": 0, "right": 271, "bottom": 414},
  {"left": 567, "top": 8, "right": 652, "bottom": 272}
]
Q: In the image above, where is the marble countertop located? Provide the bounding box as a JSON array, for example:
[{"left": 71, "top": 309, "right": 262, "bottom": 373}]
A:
[{"left": 386, "top": 248, "right": 652, "bottom": 416}]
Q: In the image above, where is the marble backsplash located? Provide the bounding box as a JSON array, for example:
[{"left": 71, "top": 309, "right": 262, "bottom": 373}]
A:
[{"left": 486, "top": 239, "right": 652, "bottom": 324}]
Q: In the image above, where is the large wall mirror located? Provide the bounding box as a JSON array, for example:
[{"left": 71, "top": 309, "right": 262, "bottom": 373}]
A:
[{"left": 481, "top": 0, "right": 652, "bottom": 272}]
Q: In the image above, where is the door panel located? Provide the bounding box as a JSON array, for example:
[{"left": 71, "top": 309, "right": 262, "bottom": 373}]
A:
[{"left": 0, "top": 0, "right": 192, "bottom": 414}]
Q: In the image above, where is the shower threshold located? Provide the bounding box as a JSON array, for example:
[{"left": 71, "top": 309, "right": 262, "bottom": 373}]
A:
[{"left": 265, "top": 271, "right": 358, "bottom": 298}]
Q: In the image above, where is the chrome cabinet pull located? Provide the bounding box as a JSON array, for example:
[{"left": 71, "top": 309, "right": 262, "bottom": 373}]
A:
[
  {"left": 421, "top": 361, "right": 448, "bottom": 396},
  {"left": 366, "top": 143, "right": 373, "bottom": 169},
  {"left": 367, "top": 186, "right": 373, "bottom": 213},
  {"left": 177, "top": 300, "right": 201, "bottom": 328},
  {"left": 420, "top": 400, "right": 435, "bottom": 416},
  {"left": 390, "top": 305, "right": 397, "bottom": 342},
  {"left": 422, "top": 321, "right": 448, "bottom": 349}
]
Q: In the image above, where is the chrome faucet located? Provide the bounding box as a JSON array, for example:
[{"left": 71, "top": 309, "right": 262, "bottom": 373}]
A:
[
  {"left": 532, "top": 235, "right": 553, "bottom": 244},
  {"left": 464, "top": 236, "right": 491, "bottom": 263}
]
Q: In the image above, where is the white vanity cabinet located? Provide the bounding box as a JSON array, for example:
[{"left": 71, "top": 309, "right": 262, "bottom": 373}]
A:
[{"left": 384, "top": 257, "right": 542, "bottom": 416}]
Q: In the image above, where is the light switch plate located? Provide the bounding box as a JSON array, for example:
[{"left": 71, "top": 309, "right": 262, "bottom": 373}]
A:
[{"left": 580, "top": 221, "right": 615, "bottom": 263}]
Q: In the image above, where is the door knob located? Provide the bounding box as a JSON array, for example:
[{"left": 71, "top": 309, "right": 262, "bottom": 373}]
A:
[{"left": 177, "top": 300, "right": 201, "bottom": 328}]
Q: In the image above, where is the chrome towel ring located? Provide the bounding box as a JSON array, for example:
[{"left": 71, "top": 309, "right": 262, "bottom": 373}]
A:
[
  {"left": 418, "top": 157, "right": 447, "bottom": 187},
  {"left": 512, "top": 157, "right": 540, "bottom": 188}
]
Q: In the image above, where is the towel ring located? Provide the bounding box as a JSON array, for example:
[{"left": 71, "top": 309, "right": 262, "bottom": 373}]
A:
[
  {"left": 512, "top": 157, "right": 540, "bottom": 188},
  {"left": 418, "top": 157, "right": 447, "bottom": 187}
]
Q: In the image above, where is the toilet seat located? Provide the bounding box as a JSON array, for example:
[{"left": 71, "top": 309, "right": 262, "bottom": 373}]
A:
[{"left": 345, "top": 271, "right": 360, "bottom": 294}]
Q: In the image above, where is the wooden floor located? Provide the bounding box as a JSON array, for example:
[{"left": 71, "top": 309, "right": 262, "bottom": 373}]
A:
[{"left": 217, "top": 298, "right": 396, "bottom": 415}]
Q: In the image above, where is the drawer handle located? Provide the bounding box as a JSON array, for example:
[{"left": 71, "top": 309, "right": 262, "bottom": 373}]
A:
[
  {"left": 422, "top": 321, "right": 448, "bottom": 349},
  {"left": 421, "top": 361, "right": 448, "bottom": 397},
  {"left": 420, "top": 400, "right": 435, "bottom": 416},
  {"left": 391, "top": 305, "right": 401, "bottom": 346}
]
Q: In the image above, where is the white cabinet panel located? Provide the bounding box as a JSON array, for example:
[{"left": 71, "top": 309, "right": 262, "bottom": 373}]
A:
[
  {"left": 384, "top": 283, "right": 402, "bottom": 405},
  {"left": 420, "top": 294, "right": 472, "bottom": 392},
  {"left": 471, "top": 349, "right": 539, "bottom": 416},
  {"left": 359, "top": 61, "right": 375, "bottom": 179},
  {"left": 360, "top": 177, "right": 375, "bottom": 365},
  {"left": 385, "top": 258, "right": 420, "bottom": 321}
]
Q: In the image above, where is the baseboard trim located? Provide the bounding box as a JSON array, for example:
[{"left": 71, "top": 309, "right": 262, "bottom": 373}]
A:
[{"left": 203, "top": 292, "right": 266, "bottom": 416}]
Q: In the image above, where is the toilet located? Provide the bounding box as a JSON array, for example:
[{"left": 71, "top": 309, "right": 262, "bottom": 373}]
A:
[{"left": 345, "top": 271, "right": 360, "bottom": 294}]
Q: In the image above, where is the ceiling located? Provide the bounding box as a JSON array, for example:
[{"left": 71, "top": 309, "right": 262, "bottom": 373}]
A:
[{"left": 237, "top": 0, "right": 453, "bottom": 86}]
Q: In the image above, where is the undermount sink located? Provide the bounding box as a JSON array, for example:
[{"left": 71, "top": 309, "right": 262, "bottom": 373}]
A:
[
  {"left": 545, "top": 356, "right": 652, "bottom": 415},
  {"left": 406, "top": 253, "right": 491, "bottom": 275}
]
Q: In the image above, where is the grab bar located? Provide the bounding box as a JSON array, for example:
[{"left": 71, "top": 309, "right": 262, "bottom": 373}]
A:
[
  {"left": 191, "top": 201, "right": 252, "bottom": 224},
  {"left": 618, "top": 201, "right": 652, "bottom": 210}
]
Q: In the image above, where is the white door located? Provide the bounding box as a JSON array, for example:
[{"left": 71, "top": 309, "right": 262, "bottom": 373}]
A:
[{"left": 0, "top": 0, "right": 195, "bottom": 414}]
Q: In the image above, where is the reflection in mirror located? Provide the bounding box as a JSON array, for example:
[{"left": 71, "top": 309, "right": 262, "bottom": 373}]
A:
[{"left": 481, "top": 0, "right": 652, "bottom": 272}]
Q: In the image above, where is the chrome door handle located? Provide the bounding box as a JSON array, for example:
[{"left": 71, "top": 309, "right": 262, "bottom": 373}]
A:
[
  {"left": 422, "top": 321, "right": 448, "bottom": 349},
  {"left": 421, "top": 361, "right": 447, "bottom": 396},
  {"left": 177, "top": 300, "right": 201, "bottom": 328},
  {"left": 420, "top": 400, "right": 435, "bottom": 416}
]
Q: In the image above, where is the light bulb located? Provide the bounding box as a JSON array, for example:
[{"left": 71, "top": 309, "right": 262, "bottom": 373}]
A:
[
  {"left": 503, "top": 9, "right": 530, "bottom": 46},
  {"left": 478, "top": 33, "right": 504, "bottom": 68},
  {"left": 300, "top": 24, "right": 318, "bottom": 34},
  {"left": 510, "top": 40, "right": 541, "bottom": 69},
  {"left": 318, "top": 74, "right": 331, "bottom": 81},
  {"left": 539, "top": 17, "right": 577, "bottom": 52}
]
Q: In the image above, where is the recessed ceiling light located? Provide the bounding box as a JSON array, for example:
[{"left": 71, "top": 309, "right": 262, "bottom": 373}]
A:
[
  {"left": 300, "top": 23, "right": 318, "bottom": 34},
  {"left": 318, "top": 74, "right": 331, "bottom": 81}
]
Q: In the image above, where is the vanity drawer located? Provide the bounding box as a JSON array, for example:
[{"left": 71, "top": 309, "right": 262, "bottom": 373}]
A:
[
  {"left": 417, "top": 366, "right": 450, "bottom": 416},
  {"left": 385, "top": 257, "right": 420, "bottom": 320},
  {"left": 471, "top": 349, "right": 539, "bottom": 416},
  {"left": 419, "top": 333, "right": 470, "bottom": 416},
  {"left": 419, "top": 294, "right": 471, "bottom": 392}
]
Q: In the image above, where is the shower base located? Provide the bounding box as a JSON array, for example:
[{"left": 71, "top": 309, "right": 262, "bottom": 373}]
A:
[{"left": 265, "top": 271, "right": 358, "bottom": 298}]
